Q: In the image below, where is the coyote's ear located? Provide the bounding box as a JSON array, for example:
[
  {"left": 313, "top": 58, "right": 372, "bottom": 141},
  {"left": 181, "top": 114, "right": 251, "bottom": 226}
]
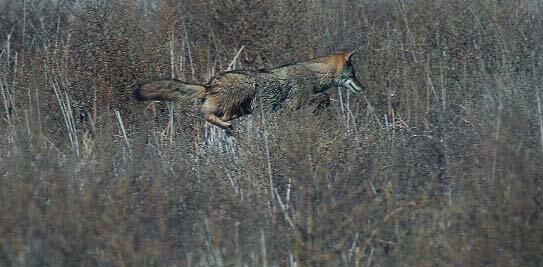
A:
[{"left": 346, "top": 49, "right": 358, "bottom": 61}]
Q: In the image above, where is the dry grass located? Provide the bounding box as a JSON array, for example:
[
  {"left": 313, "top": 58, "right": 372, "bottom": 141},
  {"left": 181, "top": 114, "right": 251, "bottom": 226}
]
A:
[{"left": 0, "top": 0, "right": 542, "bottom": 266}]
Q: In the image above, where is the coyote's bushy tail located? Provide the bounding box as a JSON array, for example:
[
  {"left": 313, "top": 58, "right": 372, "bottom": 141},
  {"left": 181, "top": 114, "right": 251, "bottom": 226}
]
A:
[{"left": 133, "top": 80, "right": 206, "bottom": 102}]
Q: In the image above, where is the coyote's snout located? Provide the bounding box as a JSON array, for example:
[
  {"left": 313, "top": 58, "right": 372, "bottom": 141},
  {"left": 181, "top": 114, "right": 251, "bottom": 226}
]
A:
[{"left": 133, "top": 50, "right": 363, "bottom": 129}]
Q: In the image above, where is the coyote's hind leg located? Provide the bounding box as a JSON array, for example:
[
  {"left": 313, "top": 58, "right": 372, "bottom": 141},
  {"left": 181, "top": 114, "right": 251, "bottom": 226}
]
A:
[
  {"left": 205, "top": 112, "right": 232, "bottom": 129},
  {"left": 202, "top": 98, "right": 233, "bottom": 129},
  {"left": 220, "top": 111, "right": 234, "bottom": 122}
]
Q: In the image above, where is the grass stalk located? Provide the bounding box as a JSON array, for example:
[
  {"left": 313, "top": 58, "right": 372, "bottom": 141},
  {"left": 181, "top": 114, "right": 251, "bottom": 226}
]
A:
[
  {"left": 537, "top": 92, "right": 543, "bottom": 156},
  {"left": 115, "top": 110, "right": 132, "bottom": 156}
]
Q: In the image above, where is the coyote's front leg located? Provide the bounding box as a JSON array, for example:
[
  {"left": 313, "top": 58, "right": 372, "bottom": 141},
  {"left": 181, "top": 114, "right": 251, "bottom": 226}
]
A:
[
  {"left": 308, "top": 92, "right": 330, "bottom": 106},
  {"left": 308, "top": 92, "right": 331, "bottom": 114},
  {"left": 286, "top": 92, "right": 330, "bottom": 111}
]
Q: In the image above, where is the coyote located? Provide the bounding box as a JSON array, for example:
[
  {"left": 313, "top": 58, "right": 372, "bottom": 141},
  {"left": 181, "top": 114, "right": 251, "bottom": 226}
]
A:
[{"left": 133, "top": 50, "right": 363, "bottom": 129}]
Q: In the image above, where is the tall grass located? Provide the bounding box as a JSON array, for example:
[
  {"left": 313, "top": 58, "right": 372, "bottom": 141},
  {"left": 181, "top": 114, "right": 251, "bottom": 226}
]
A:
[{"left": 1, "top": 0, "right": 542, "bottom": 266}]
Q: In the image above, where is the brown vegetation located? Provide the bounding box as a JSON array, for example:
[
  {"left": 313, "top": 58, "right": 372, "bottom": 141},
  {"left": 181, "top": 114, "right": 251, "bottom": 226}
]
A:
[{"left": 0, "top": 0, "right": 542, "bottom": 266}]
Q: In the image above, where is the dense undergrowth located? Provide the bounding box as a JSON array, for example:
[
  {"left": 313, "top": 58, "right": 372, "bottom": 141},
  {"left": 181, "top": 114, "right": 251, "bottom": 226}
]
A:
[{"left": 0, "top": 0, "right": 542, "bottom": 266}]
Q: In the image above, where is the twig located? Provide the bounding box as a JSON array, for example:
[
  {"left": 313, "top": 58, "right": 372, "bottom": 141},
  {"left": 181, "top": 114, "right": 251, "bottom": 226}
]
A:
[
  {"left": 347, "top": 232, "right": 359, "bottom": 263},
  {"left": 182, "top": 20, "right": 196, "bottom": 80},
  {"left": 0, "top": 77, "right": 11, "bottom": 126},
  {"left": 258, "top": 86, "right": 275, "bottom": 216},
  {"left": 491, "top": 104, "right": 501, "bottom": 181},
  {"left": 260, "top": 229, "right": 268, "bottom": 267},
  {"left": 537, "top": 93, "right": 543, "bottom": 156},
  {"left": 50, "top": 72, "right": 79, "bottom": 156},
  {"left": 273, "top": 188, "right": 295, "bottom": 230},
  {"left": 366, "top": 247, "right": 374, "bottom": 267},
  {"left": 170, "top": 29, "right": 175, "bottom": 79},
  {"left": 226, "top": 45, "right": 245, "bottom": 71},
  {"left": 115, "top": 110, "right": 132, "bottom": 156}
]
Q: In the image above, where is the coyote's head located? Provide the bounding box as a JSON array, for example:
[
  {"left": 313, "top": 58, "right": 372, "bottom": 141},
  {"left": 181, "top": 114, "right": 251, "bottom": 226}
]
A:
[{"left": 332, "top": 50, "right": 364, "bottom": 93}]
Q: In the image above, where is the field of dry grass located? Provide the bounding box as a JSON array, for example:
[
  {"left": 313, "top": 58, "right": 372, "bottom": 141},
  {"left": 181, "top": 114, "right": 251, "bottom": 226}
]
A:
[{"left": 1, "top": 0, "right": 542, "bottom": 266}]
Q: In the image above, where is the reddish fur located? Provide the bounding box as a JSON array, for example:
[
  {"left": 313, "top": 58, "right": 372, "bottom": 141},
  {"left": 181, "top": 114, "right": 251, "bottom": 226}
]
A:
[{"left": 317, "top": 51, "right": 350, "bottom": 75}]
